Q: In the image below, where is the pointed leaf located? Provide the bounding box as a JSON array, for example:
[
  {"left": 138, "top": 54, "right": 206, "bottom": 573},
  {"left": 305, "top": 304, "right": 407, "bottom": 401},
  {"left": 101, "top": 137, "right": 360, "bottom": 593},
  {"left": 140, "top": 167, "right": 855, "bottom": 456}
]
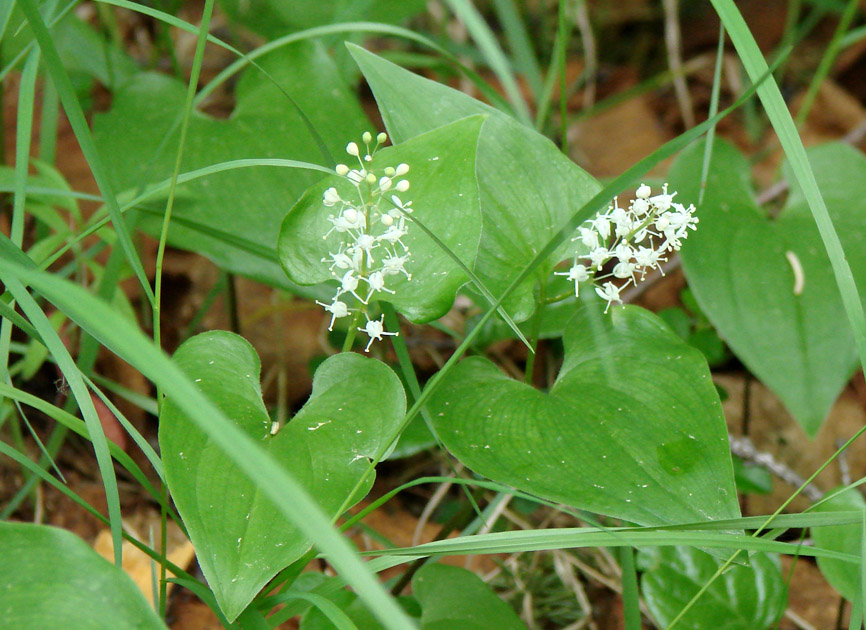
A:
[
  {"left": 667, "top": 140, "right": 866, "bottom": 435},
  {"left": 160, "top": 332, "right": 405, "bottom": 620},
  {"left": 349, "top": 45, "right": 600, "bottom": 321},
  {"left": 641, "top": 547, "right": 786, "bottom": 630},
  {"left": 429, "top": 303, "right": 739, "bottom": 526},
  {"left": 0, "top": 521, "right": 166, "bottom": 630}
]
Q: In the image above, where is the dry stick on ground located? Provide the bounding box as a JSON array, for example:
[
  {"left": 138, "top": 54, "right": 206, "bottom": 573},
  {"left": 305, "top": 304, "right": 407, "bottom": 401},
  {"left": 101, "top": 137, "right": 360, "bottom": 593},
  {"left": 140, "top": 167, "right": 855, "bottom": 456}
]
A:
[
  {"left": 729, "top": 435, "right": 824, "bottom": 502},
  {"left": 662, "top": 0, "right": 695, "bottom": 128}
]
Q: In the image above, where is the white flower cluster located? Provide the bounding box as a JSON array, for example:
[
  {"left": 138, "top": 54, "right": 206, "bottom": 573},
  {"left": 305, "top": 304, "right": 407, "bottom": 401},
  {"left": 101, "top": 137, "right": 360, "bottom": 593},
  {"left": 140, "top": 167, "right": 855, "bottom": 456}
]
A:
[
  {"left": 317, "top": 132, "right": 413, "bottom": 351},
  {"left": 555, "top": 183, "right": 698, "bottom": 312}
]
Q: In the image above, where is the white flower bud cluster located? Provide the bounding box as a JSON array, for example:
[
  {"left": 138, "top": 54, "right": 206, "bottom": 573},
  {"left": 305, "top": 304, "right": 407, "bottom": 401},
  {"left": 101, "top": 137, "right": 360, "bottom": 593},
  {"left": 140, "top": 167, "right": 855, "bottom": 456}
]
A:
[
  {"left": 554, "top": 183, "right": 698, "bottom": 312},
  {"left": 317, "top": 132, "right": 412, "bottom": 351}
]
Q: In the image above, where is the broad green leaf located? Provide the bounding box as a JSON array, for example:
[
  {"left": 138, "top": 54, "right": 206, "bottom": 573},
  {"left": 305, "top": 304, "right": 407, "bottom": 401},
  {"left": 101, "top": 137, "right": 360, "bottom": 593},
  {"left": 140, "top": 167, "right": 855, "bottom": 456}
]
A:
[
  {"left": 279, "top": 116, "right": 484, "bottom": 323},
  {"left": 218, "top": 0, "right": 426, "bottom": 39},
  {"left": 429, "top": 302, "right": 740, "bottom": 526},
  {"left": 812, "top": 487, "right": 866, "bottom": 601},
  {"left": 640, "top": 547, "right": 786, "bottom": 630},
  {"left": 159, "top": 332, "right": 405, "bottom": 621},
  {"left": 413, "top": 563, "right": 526, "bottom": 630},
  {"left": 0, "top": 521, "right": 166, "bottom": 630},
  {"left": 349, "top": 45, "right": 601, "bottom": 322},
  {"left": 92, "top": 42, "right": 369, "bottom": 291},
  {"left": 667, "top": 140, "right": 866, "bottom": 435}
]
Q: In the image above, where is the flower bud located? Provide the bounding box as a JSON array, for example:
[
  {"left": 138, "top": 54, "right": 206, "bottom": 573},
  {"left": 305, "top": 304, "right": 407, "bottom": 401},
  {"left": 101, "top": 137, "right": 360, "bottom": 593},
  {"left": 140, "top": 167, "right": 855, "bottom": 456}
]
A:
[
  {"left": 395, "top": 180, "right": 410, "bottom": 192},
  {"left": 377, "top": 132, "right": 388, "bottom": 144},
  {"left": 335, "top": 164, "right": 349, "bottom": 176},
  {"left": 395, "top": 163, "right": 410, "bottom": 176},
  {"left": 346, "top": 142, "right": 360, "bottom": 156},
  {"left": 362, "top": 131, "right": 373, "bottom": 144}
]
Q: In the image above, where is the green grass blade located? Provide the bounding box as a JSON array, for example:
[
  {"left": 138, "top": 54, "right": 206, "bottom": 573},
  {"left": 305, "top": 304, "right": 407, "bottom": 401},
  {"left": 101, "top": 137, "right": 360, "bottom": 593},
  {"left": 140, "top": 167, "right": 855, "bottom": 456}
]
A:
[
  {"left": 491, "top": 0, "right": 543, "bottom": 101},
  {"left": 368, "top": 527, "right": 858, "bottom": 563},
  {"left": 619, "top": 546, "right": 642, "bottom": 630},
  {"left": 1, "top": 46, "right": 39, "bottom": 384},
  {"left": 794, "top": 0, "right": 860, "bottom": 127},
  {"left": 153, "top": 0, "right": 215, "bottom": 392},
  {"left": 699, "top": 23, "right": 726, "bottom": 205},
  {"left": 444, "top": 0, "right": 533, "bottom": 125},
  {"left": 0, "top": 258, "right": 417, "bottom": 630},
  {"left": 0, "top": 254, "right": 124, "bottom": 566},
  {"left": 194, "top": 21, "right": 515, "bottom": 116},
  {"left": 18, "top": 0, "right": 155, "bottom": 305}
]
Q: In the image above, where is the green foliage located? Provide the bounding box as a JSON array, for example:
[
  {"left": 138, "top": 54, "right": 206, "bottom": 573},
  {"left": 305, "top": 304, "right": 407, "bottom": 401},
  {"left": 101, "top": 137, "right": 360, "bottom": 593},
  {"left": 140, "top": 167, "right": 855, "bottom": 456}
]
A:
[
  {"left": 92, "top": 42, "right": 369, "bottom": 292},
  {"left": 218, "top": 0, "right": 427, "bottom": 39},
  {"left": 812, "top": 487, "right": 866, "bottom": 601},
  {"left": 0, "top": 521, "right": 166, "bottom": 630},
  {"left": 412, "top": 563, "right": 527, "bottom": 630},
  {"left": 668, "top": 139, "right": 866, "bottom": 435},
  {"left": 159, "top": 332, "right": 406, "bottom": 620},
  {"left": 350, "top": 45, "right": 601, "bottom": 322},
  {"left": 429, "top": 302, "right": 740, "bottom": 527},
  {"left": 279, "top": 116, "right": 484, "bottom": 323},
  {"left": 640, "top": 546, "right": 787, "bottom": 629}
]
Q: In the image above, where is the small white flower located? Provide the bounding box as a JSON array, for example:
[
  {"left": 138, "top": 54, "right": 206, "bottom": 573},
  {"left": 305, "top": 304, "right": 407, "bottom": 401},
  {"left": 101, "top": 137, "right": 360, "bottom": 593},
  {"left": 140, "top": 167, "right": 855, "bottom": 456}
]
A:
[
  {"left": 359, "top": 315, "right": 398, "bottom": 352},
  {"left": 323, "top": 187, "right": 342, "bottom": 207},
  {"left": 650, "top": 184, "right": 675, "bottom": 211},
  {"left": 576, "top": 226, "right": 599, "bottom": 250},
  {"left": 347, "top": 169, "right": 366, "bottom": 184},
  {"left": 631, "top": 197, "right": 650, "bottom": 216},
  {"left": 595, "top": 282, "right": 623, "bottom": 313},
  {"left": 365, "top": 271, "right": 395, "bottom": 301},
  {"left": 379, "top": 224, "right": 409, "bottom": 251},
  {"left": 614, "top": 243, "right": 634, "bottom": 263},
  {"left": 322, "top": 248, "right": 353, "bottom": 273},
  {"left": 612, "top": 261, "right": 636, "bottom": 279},
  {"left": 337, "top": 270, "right": 366, "bottom": 303},
  {"left": 585, "top": 246, "right": 610, "bottom": 270},
  {"left": 315, "top": 298, "right": 351, "bottom": 330},
  {"left": 636, "top": 183, "right": 652, "bottom": 199},
  {"left": 381, "top": 214, "right": 394, "bottom": 227},
  {"left": 554, "top": 262, "right": 589, "bottom": 296},
  {"left": 382, "top": 253, "right": 411, "bottom": 279},
  {"left": 594, "top": 216, "right": 611, "bottom": 240}
]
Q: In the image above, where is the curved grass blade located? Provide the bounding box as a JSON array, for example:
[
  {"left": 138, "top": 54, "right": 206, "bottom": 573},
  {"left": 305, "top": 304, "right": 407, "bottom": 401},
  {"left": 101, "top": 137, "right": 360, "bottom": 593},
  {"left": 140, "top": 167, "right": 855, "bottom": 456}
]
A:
[
  {"left": 444, "top": 0, "right": 532, "bottom": 125},
  {"left": 18, "top": 0, "right": 154, "bottom": 306}
]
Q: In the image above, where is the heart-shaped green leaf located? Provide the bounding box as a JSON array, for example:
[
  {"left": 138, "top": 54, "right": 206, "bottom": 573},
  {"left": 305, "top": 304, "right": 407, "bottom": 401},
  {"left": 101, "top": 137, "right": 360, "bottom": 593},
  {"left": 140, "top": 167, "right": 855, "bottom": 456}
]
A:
[
  {"left": 429, "top": 303, "right": 739, "bottom": 526},
  {"left": 812, "top": 487, "right": 866, "bottom": 601},
  {"left": 413, "top": 564, "right": 526, "bottom": 630},
  {"left": 278, "top": 115, "right": 484, "bottom": 323},
  {"left": 640, "top": 547, "right": 786, "bottom": 629},
  {"left": 667, "top": 140, "right": 866, "bottom": 435},
  {"left": 159, "top": 332, "right": 405, "bottom": 621},
  {"left": 0, "top": 522, "right": 166, "bottom": 630},
  {"left": 349, "top": 45, "right": 601, "bottom": 322},
  {"left": 93, "top": 43, "right": 369, "bottom": 291}
]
